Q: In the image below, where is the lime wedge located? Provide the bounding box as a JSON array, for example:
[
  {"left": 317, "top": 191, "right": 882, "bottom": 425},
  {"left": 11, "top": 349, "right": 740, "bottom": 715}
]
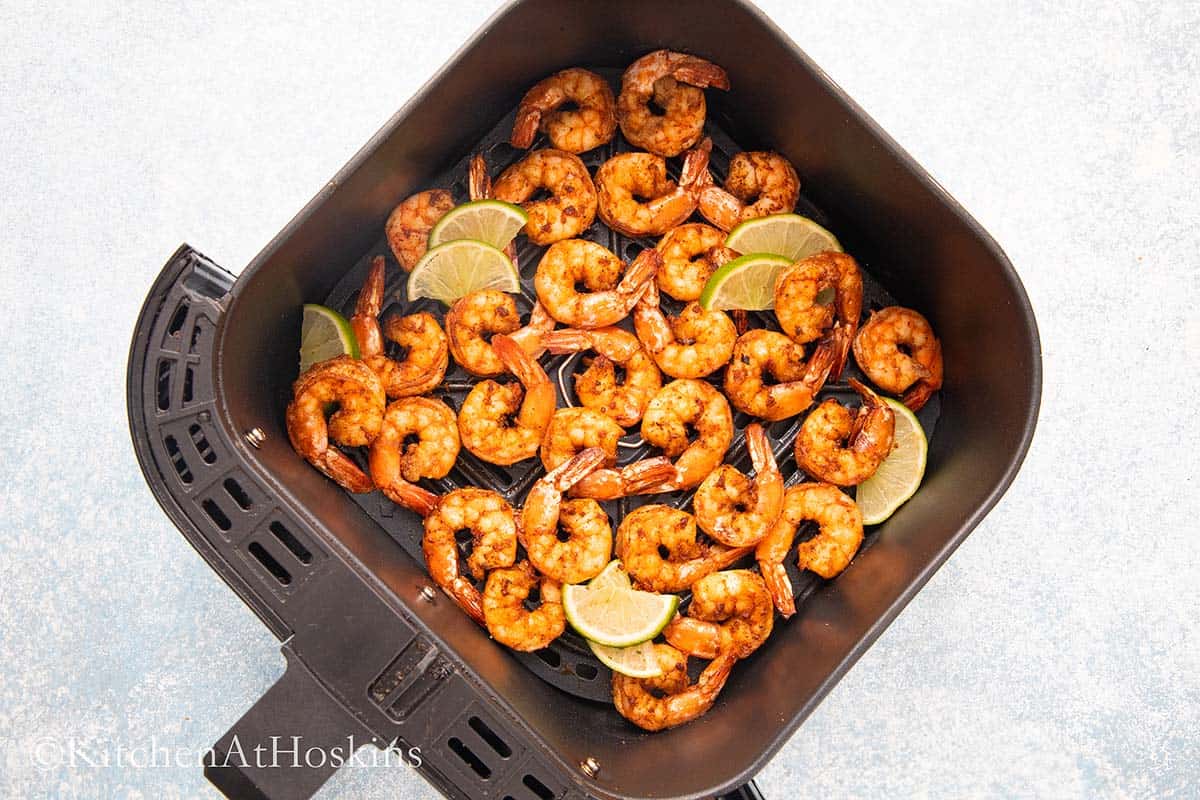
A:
[
  {"left": 562, "top": 560, "right": 679, "bottom": 648},
  {"left": 299, "top": 304, "right": 358, "bottom": 374},
  {"left": 406, "top": 239, "right": 520, "bottom": 306},
  {"left": 724, "top": 213, "right": 842, "bottom": 260},
  {"left": 856, "top": 398, "right": 928, "bottom": 525},
  {"left": 698, "top": 252, "right": 793, "bottom": 310},
  {"left": 427, "top": 199, "right": 529, "bottom": 250},
  {"left": 589, "top": 639, "right": 664, "bottom": 679}
]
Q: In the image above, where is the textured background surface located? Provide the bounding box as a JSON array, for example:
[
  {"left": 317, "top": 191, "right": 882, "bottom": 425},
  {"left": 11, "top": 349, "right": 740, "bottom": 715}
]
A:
[{"left": 1, "top": 1, "right": 1197, "bottom": 797}]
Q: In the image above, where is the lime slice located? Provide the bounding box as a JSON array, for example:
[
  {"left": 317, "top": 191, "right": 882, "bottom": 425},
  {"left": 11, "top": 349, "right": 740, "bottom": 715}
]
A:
[
  {"left": 428, "top": 199, "right": 529, "bottom": 251},
  {"left": 299, "top": 304, "right": 358, "bottom": 374},
  {"left": 856, "top": 398, "right": 928, "bottom": 525},
  {"left": 698, "top": 252, "right": 793, "bottom": 310},
  {"left": 406, "top": 239, "right": 520, "bottom": 306},
  {"left": 724, "top": 213, "right": 842, "bottom": 260},
  {"left": 589, "top": 639, "right": 664, "bottom": 679},
  {"left": 562, "top": 560, "right": 679, "bottom": 648}
]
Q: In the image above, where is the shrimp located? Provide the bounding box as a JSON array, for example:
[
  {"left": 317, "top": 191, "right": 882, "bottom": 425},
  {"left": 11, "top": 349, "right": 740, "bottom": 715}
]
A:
[
  {"left": 385, "top": 189, "right": 455, "bottom": 271},
  {"left": 510, "top": 67, "right": 616, "bottom": 154},
  {"left": 692, "top": 423, "right": 783, "bottom": 547},
  {"left": 633, "top": 281, "right": 736, "bottom": 379},
  {"left": 534, "top": 240, "right": 658, "bottom": 328},
  {"left": 774, "top": 252, "right": 863, "bottom": 379},
  {"left": 445, "top": 289, "right": 554, "bottom": 377},
  {"left": 286, "top": 356, "right": 385, "bottom": 493},
  {"left": 539, "top": 408, "right": 677, "bottom": 500},
  {"left": 698, "top": 151, "right": 800, "bottom": 231},
  {"left": 615, "top": 505, "right": 751, "bottom": 594},
  {"left": 492, "top": 149, "right": 597, "bottom": 245},
  {"left": 612, "top": 645, "right": 736, "bottom": 732},
  {"left": 422, "top": 488, "right": 519, "bottom": 623},
  {"left": 654, "top": 222, "right": 726, "bottom": 302},
  {"left": 640, "top": 379, "right": 734, "bottom": 492},
  {"left": 521, "top": 447, "right": 613, "bottom": 584},
  {"left": 595, "top": 139, "right": 711, "bottom": 237},
  {"left": 796, "top": 379, "right": 895, "bottom": 486},
  {"left": 722, "top": 329, "right": 834, "bottom": 421},
  {"left": 458, "top": 334, "right": 556, "bottom": 465},
  {"left": 483, "top": 561, "right": 565, "bottom": 652},
  {"left": 352, "top": 256, "right": 449, "bottom": 397},
  {"left": 542, "top": 326, "right": 661, "bottom": 426},
  {"left": 853, "top": 306, "right": 944, "bottom": 411},
  {"left": 755, "top": 483, "right": 863, "bottom": 616},
  {"left": 367, "top": 397, "right": 456, "bottom": 515},
  {"left": 663, "top": 570, "right": 774, "bottom": 659},
  {"left": 616, "top": 49, "right": 730, "bottom": 157}
]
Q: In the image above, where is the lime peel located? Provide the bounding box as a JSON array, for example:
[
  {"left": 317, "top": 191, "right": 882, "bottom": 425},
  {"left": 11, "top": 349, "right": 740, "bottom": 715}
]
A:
[
  {"left": 724, "top": 213, "right": 842, "bottom": 260},
  {"left": 698, "top": 252, "right": 793, "bottom": 311},
  {"left": 406, "top": 238, "right": 520, "bottom": 306},
  {"left": 562, "top": 561, "right": 679, "bottom": 648},
  {"left": 856, "top": 398, "right": 928, "bottom": 525},
  {"left": 299, "top": 304, "right": 358, "bottom": 374}
]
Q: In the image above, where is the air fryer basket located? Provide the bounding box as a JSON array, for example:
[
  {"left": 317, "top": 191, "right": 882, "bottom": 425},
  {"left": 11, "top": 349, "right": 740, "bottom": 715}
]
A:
[{"left": 127, "top": 2, "right": 1041, "bottom": 799}]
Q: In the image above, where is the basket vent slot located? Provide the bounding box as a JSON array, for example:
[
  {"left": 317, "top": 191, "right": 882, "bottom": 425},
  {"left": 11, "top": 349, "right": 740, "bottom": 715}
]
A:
[
  {"left": 223, "top": 478, "right": 252, "bottom": 510},
  {"left": 533, "top": 649, "right": 560, "bottom": 668},
  {"left": 467, "top": 715, "right": 511, "bottom": 758},
  {"left": 522, "top": 774, "right": 555, "bottom": 800},
  {"left": 447, "top": 737, "right": 490, "bottom": 779},
  {"left": 268, "top": 520, "right": 312, "bottom": 564},
  {"left": 166, "top": 302, "right": 188, "bottom": 337},
  {"left": 201, "top": 499, "right": 231, "bottom": 531},
  {"left": 182, "top": 365, "right": 195, "bottom": 404},
  {"left": 156, "top": 360, "right": 173, "bottom": 411},
  {"left": 163, "top": 435, "right": 192, "bottom": 484},
  {"left": 189, "top": 316, "right": 210, "bottom": 355},
  {"left": 188, "top": 423, "right": 217, "bottom": 464},
  {"left": 249, "top": 541, "right": 291, "bottom": 585},
  {"left": 574, "top": 662, "right": 598, "bottom": 680}
]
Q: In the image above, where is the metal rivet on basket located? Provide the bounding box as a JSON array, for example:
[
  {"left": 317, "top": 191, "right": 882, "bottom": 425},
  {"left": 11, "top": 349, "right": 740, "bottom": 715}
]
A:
[
  {"left": 419, "top": 585, "right": 437, "bottom": 603},
  {"left": 244, "top": 427, "right": 266, "bottom": 449},
  {"left": 580, "top": 757, "right": 600, "bottom": 778}
]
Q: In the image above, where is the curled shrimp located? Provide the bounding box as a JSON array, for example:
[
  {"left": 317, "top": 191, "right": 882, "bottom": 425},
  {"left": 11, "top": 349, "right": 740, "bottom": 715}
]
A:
[
  {"left": 723, "top": 329, "right": 834, "bottom": 421},
  {"left": 483, "top": 561, "right": 565, "bottom": 652},
  {"left": 693, "top": 423, "right": 783, "bottom": 547},
  {"left": 641, "top": 379, "right": 733, "bottom": 492},
  {"left": 756, "top": 483, "right": 863, "bottom": 616},
  {"left": 654, "top": 222, "right": 726, "bottom": 302},
  {"left": 540, "top": 408, "right": 676, "bottom": 501},
  {"left": 367, "top": 397, "right": 456, "bottom": 515},
  {"left": 853, "top": 306, "right": 944, "bottom": 411},
  {"left": 615, "top": 505, "right": 751, "bottom": 594},
  {"left": 633, "top": 281, "right": 736, "bottom": 379},
  {"left": 423, "top": 488, "right": 519, "bottom": 623},
  {"left": 542, "top": 326, "right": 661, "bottom": 426},
  {"left": 775, "top": 252, "right": 863, "bottom": 378},
  {"left": 286, "top": 356, "right": 385, "bottom": 493},
  {"left": 616, "top": 50, "right": 730, "bottom": 157},
  {"left": 459, "top": 334, "right": 556, "bottom": 465},
  {"left": 797, "top": 379, "right": 895, "bottom": 486},
  {"left": 663, "top": 570, "right": 774, "bottom": 659},
  {"left": 521, "top": 447, "right": 613, "bottom": 584},
  {"left": 492, "top": 149, "right": 597, "bottom": 245},
  {"left": 698, "top": 151, "right": 800, "bottom": 231},
  {"left": 510, "top": 67, "right": 616, "bottom": 154},
  {"left": 534, "top": 240, "right": 659, "bottom": 328},
  {"left": 445, "top": 289, "right": 554, "bottom": 377},
  {"left": 612, "top": 644, "right": 736, "bottom": 732},
  {"left": 385, "top": 189, "right": 455, "bottom": 270},
  {"left": 595, "top": 139, "right": 711, "bottom": 237}
]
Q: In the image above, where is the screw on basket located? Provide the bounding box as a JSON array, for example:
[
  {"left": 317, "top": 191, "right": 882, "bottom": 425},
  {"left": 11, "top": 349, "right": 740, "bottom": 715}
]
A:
[
  {"left": 580, "top": 757, "right": 600, "bottom": 778},
  {"left": 243, "top": 427, "right": 266, "bottom": 449},
  {"left": 419, "top": 585, "right": 437, "bottom": 603}
]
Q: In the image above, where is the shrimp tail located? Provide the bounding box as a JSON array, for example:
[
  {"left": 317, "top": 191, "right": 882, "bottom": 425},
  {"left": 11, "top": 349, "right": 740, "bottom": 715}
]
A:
[
  {"left": 804, "top": 335, "right": 837, "bottom": 392},
  {"left": 672, "top": 59, "right": 731, "bottom": 91},
  {"left": 663, "top": 616, "right": 721, "bottom": 660},
  {"left": 901, "top": 380, "right": 935, "bottom": 412},
  {"left": 622, "top": 457, "right": 679, "bottom": 494},
  {"left": 351, "top": 256, "right": 386, "bottom": 357},
  {"left": 761, "top": 561, "right": 796, "bottom": 617},
  {"left": 451, "top": 580, "right": 487, "bottom": 625},
  {"left": 744, "top": 423, "right": 773, "bottom": 475},
  {"left": 829, "top": 321, "right": 855, "bottom": 380},
  {"left": 679, "top": 138, "right": 713, "bottom": 191},
  {"left": 381, "top": 481, "right": 439, "bottom": 517},
  {"left": 510, "top": 108, "right": 541, "bottom": 149},
  {"left": 544, "top": 446, "right": 608, "bottom": 491},
  {"left": 509, "top": 301, "right": 553, "bottom": 358},
  {"left": 540, "top": 328, "right": 592, "bottom": 355},
  {"left": 469, "top": 153, "right": 492, "bottom": 200},
  {"left": 492, "top": 334, "right": 550, "bottom": 388},
  {"left": 317, "top": 449, "right": 376, "bottom": 494},
  {"left": 620, "top": 247, "right": 662, "bottom": 296}
]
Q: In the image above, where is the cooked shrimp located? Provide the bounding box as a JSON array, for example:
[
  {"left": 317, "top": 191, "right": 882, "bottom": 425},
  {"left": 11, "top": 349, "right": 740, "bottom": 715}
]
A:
[
  {"left": 654, "top": 222, "right": 726, "bottom": 302},
  {"left": 853, "top": 306, "right": 944, "bottom": 411},
  {"left": 521, "top": 447, "right": 613, "bottom": 584},
  {"left": 756, "top": 483, "right": 863, "bottom": 616},
  {"left": 640, "top": 379, "right": 733, "bottom": 491},
  {"left": 286, "top": 356, "right": 385, "bottom": 493},
  {"left": 483, "top": 561, "right": 565, "bottom": 651},
  {"left": 693, "top": 424, "right": 783, "bottom": 547},
  {"left": 539, "top": 407, "right": 676, "bottom": 500},
  {"left": 459, "top": 334, "right": 556, "bottom": 465},
  {"left": 368, "top": 397, "right": 457, "bottom": 515},
  {"left": 595, "top": 139, "right": 711, "bottom": 237},
  {"left": 616, "top": 49, "right": 730, "bottom": 157},
  {"left": 723, "top": 329, "right": 834, "bottom": 421},
  {"left": 663, "top": 570, "right": 774, "bottom": 659},
  {"left": 698, "top": 151, "right": 800, "bottom": 231},
  {"left": 612, "top": 644, "right": 736, "bottom": 732},
  {"left": 633, "top": 281, "right": 736, "bottom": 379},
  {"left": 542, "top": 326, "right": 661, "bottom": 426},
  {"left": 534, "top": 240, "right": 658, "bottom": 328},
  {"left": 510, "top": 67, "right": 616, "bottom": 154},
  {"left": 775, "top": 252, "right": 863, "bottom": 378},
  {"left": 423, "top": 488, "right": 519, "bottom": 623},
  {"left": 615, "top": 505, "right": 751, "bottom": 594},
  {"left": 445, "top": 289, "right": 554, "bottom": 377},
  {"left": 492, "top": 149, "right": 597, "bottom": 245},
  {"left": 796, "top": 379, "right": 895, "bottom": 486},
  {"left": 385, "top": 189, "right": 455, "bottom": 270}
]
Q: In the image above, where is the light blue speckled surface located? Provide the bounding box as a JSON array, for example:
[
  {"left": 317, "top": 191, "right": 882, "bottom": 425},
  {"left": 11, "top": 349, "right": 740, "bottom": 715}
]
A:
[{"left": 1, "top": 1, "right": 1197, "bottom": 797}]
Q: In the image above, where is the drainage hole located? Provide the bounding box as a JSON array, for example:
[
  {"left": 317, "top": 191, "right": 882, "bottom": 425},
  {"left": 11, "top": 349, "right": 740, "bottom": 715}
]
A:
[
  {"left": 523, "top": 774, "right": 555, "bottom": 800},
  {"left": 166, "top": 302, "right": 188, "bottom": 337},
  {"left": 201, "top": 499, "right": 231, "bottom": 531},
  {"left": 269, "top": 520, "right": 313, "bottom": 565},
  {"left": 164, "top": 435, "right": 192, "bottom": 484},
  {"left": 223, "top": 478, "right": 252, "bottom": 510},
  {"left": 468, "top": 715, "right": 512, "bottom": 758},
  {"left": 248, "top": 542, "right": 292, "bottom": 586},
  {"left": 447, "top": 737, "right": 490, "bottom": 779},
  {"left": 156, "top": 361, "right": 173, "bottom": 411},
  {"left": 575, "top": 662, "right": 598, "bottom": 680}
]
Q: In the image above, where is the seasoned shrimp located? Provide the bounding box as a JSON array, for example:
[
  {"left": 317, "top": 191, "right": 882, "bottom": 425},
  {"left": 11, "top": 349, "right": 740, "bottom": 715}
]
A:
[
  {"left": 698, "top": 151, "right": 800, "bottom": 231},
  {"left": 796, "top": 379, "right": 895, "bottom": 486},
  {"left": 775, "top": 252, "right": 863, "bottom": 378},
  {"left": 693, "top": 424, "right": 783, "bottom": 547},
  {"left": 595, "top": 139, "right": 711, "bottom": 237},
  {"left": 723, "top": 330, "right": 834, "bottom": 421},
  {"left": 539, "top": 408, "right": 676, "bottom": 500},
  {"left": 615, "top": 505, "right": 751, "bottom": 594},
  {"left": 853, "top": 306, "right": 944, "bottom": 411},
  {"left": 534, "top": 240, "right": 658, "bottom": 328},
  {"left": 368, "top": 397, "right": 456, "bottom": 515},
  {"left": 510, "top": 67, "right": 616, "bottom": 154},
  {"left": 483, "top": 561, "right": 565, "bottom": 651},
  {"left": 612, "top": 644, "right": 736, "bottom": 732},
  {"left": 385, "top": 189, "right": 455, "bottom": 270},
  {"left": 641, "top": 379, "right": 734, "bottom": 491},
  {"left": 286, "top": 356, "right": 385, "bottom": 493},
  {"left": 521, "top": 447, "right": 613, "bottom": 584},
  {"left": 654, "top": 222, "right": 726, "bottom": 302},
  {"left": 492, "top": 149, "right": 597, "bottom": 245},
  {"left": 663, "top": 570, "right": 774, "bottom": 659},
  {"left": 633, "top": 281, "right": 736, "bottom": 379},
  {"left": 445, "top": 289, "right": 554, "bottom": 377},
  {"left": 756, "top": 483, "right": 863, "bottom": 616},
  {"left": 459, "top": 335, "right": 556, "bottom": 465},
  {"left": 542, "top": 326, "right": 661, "bottom": 426},
  {"left": 616, "top": 49, "right": 730, "bottom": 157},
  {"left": 423, "top": 488, "right": 519, "bottom": 623}
]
